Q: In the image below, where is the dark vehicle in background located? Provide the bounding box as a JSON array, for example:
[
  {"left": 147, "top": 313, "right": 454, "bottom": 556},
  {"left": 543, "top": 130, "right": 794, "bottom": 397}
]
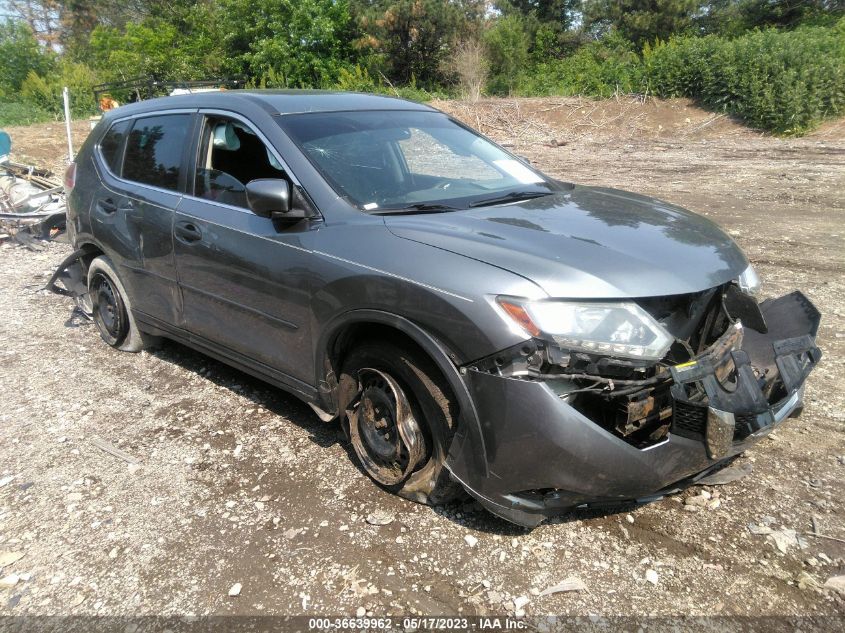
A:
[{"left": 61, "top": 91, "right": 821, "bottom": 527}]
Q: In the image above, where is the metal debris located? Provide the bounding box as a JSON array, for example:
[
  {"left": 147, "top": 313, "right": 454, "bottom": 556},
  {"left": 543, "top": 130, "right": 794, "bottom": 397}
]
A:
[
  {"left": 748, "top": 522, "right": 808, "bottom": 553},
  {"left": 0, "top": 157, "right": 67, "bottom": 244}
]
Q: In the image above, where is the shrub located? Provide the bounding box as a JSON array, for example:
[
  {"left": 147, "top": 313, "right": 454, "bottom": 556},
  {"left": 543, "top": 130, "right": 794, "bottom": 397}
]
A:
[
  {"left": 329, "top": 65, "right": 445, "bottom": 101},
  {"left": 334, "top": 65, "right": 379, "bottom": 92},
  {"left": 522, "top": 31, "right": 645, "bottom": 97},
  {"left": 20, "top": 61, "right": 99, "bottom": 119},
  {"left": 443, "top": 37, "right": 489, "bottom": 102},
  {"left": 0, "top": 100, "right": 52, "bottom": 126},
  {"left": 645, "top": 20, "right": 845, "bottom": 134}
]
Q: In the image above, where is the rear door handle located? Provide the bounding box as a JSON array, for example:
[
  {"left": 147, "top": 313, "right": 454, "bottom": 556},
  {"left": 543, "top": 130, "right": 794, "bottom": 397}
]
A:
[
  {"left": 96, "top": 198, "right": 117, "bottom": 215},
  {"left": 175, "top": 221, "right": 202, "bottom": 243}
]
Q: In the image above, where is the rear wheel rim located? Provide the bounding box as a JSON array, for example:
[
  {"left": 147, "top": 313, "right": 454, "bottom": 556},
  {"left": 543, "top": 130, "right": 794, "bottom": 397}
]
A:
[
  {"left": 91, "top": 272, "right": 128, "bottom": 347},
  {"left": 348, "top": 368, "right": 427, "bottom": 486}
]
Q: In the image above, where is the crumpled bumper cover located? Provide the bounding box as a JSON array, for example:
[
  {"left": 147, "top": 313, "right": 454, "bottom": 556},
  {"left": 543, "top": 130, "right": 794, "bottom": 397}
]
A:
[{"left": 446, "top": 291, "right": 821, "bottom": 528}]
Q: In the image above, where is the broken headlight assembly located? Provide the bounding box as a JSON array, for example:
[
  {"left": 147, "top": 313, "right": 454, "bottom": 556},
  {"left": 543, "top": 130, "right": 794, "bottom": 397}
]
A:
[
  {"left": 496, "top": 297, "right": 674, "bottom": 361},
  {"left": 472, "top": 285, "right": 820, "bottom": 452}
]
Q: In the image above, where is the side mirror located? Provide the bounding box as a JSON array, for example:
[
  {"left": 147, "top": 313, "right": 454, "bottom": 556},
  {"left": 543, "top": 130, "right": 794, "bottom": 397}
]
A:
[{"left": 246, "top": 179, "right": 305, "bottom": 221}]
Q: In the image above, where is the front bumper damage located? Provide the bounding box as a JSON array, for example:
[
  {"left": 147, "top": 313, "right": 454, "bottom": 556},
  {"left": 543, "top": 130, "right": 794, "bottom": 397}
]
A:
[{"left": 446, "top": 290, "right": 821, "bottom": 528}]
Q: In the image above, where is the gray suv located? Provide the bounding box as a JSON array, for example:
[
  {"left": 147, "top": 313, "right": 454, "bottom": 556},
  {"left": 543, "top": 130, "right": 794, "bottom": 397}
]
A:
[{"left": 60, "top": 90, "right": 821, "bottom": 527}]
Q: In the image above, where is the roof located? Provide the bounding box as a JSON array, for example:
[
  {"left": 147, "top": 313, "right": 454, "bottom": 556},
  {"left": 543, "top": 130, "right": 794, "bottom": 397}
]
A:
[
  {"left": 240, "top": 90, "right": 436, "bottom": 115},
  {"left": 103, "top": 89, "right": 436, "bottom": 119}
]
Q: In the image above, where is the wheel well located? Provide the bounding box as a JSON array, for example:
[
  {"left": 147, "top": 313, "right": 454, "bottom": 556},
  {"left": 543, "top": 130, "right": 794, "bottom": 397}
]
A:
[
  {"left": 76, "top": 243, "right": 104, "bottom": 275},
  {"left": 329, "top": 322, "right": 432, "bottom": 377},
  {"left": 323, "top": 320, "right": 463, "bottom": 415}
]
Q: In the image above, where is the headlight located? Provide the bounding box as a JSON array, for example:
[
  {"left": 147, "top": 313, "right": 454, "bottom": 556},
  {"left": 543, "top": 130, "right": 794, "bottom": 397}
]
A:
[
  {"left": 736, "top": 264, "right": 761, "bottom": 296},
  {"left": 497, "top": 297, "right": 674, "bottom": 361}
]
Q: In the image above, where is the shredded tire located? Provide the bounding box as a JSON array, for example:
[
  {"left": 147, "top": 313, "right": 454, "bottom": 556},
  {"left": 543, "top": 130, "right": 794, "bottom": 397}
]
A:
[{"left": 339, "top": 340, "right": 465, "bottom": 505}]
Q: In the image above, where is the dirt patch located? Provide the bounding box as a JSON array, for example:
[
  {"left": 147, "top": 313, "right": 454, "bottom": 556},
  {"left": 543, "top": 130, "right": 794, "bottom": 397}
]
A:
[
  {"left": 0, "top": 97, "right": 843, "bottom": 619},
  {"left": 3, "top": 120, "right": 92, "bottom": 176}
]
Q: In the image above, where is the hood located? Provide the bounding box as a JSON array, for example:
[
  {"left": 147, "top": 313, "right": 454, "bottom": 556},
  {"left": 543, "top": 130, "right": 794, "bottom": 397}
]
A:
[{"left": 384, "top": 186, "right": 748, "bottom": 299}]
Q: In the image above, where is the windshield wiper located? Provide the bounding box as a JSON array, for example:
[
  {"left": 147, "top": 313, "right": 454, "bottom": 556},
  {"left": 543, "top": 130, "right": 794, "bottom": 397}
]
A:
[
  {"left": 370, "top": 202, "right": 460, "bottom": 215},
  {"left": 468, "top": 190, "right": 554, "bottom": 208}
]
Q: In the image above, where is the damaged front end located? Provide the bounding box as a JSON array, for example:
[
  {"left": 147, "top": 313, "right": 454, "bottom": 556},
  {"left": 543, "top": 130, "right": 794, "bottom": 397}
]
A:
[{"left": 454, "top": 281, "right": 821, "bottom": 526}]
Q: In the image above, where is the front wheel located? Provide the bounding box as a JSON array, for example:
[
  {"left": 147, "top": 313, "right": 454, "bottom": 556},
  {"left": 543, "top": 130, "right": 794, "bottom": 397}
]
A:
[{"left": 338, "top": 341, "right": 464, "bottom": 505}]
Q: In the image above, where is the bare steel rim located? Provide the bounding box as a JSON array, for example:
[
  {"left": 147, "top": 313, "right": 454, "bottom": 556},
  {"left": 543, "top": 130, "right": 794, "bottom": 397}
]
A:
[
  {"left": 90, "top": 271, "right": 128, "bottom": 347},
  {"left": 347, "top": 368, "right": 427, "bottom": 486}
]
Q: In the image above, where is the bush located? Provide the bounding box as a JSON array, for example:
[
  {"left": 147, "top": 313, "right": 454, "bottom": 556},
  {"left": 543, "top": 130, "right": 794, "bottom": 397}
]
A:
[
  {"left": 0, "top": 100, "right": 53, "bottom": 126},
  {"left": 516, "top": 19, "right": 844, "bottom": 135},
  {"left": 19, "top": 61, "right": 99, "bottom": 119},
  {"left": 330, "top": 64, "right": 445, "bottom": 101},
  {"left": 645, "top": 20, "right": 845, "bottom": 134},
  {"left": 334, "top": 64, "right": 379, "bottom": 92},
  {"left": 521, "top": 31, "right": 645, "bottom": 97}
]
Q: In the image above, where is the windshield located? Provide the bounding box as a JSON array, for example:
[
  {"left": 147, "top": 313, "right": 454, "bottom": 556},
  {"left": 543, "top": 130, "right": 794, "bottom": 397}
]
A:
[{"left": 277, "top": 110, "right": 557, "bottom": 212}]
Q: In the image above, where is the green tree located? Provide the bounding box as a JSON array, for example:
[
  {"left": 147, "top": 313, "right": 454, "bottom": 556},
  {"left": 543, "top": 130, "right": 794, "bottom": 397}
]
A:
[
  {"left": 86, "top": 1, "right": 226, "bottom": 83},
  {"left": 352, "top": 0, "right": 480, "bottom": 86},
  {"left": 505, "top": 0, "right": 582, "bottom": 30},
  {"left": 583, "top": 0, "right": 700, "bottom": 46},
  {"left": 698, "top": 0, "right": 845, "bottom": 35},
  {"left": 485, "top": 14, "right": 530, "bottom": 94},
  {"left": 220, "top": 0, "right": 356, "bottom": 87},
  {"left": 0, "top": 19, "right": 54, "bottom": 96},
  {"left": 89, "top": 19, "right": 193, "bottom": 81}
]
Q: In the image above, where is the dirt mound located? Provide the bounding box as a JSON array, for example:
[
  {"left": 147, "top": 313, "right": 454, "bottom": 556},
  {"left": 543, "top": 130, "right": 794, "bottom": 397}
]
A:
[{"left": 432, "top": 96, "right": 845, "bottom": 145}]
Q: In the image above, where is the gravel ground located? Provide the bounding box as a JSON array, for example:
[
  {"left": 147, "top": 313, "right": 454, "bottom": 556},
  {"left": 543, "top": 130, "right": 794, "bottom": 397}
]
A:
[{"left": 0, "top": 98, "right": 844, "bottom": 623}]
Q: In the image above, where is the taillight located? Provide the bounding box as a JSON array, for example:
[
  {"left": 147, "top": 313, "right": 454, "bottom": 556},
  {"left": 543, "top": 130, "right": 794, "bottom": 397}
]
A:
[{"left": 64, "top": 162, "right": 77, "bottom": 192}]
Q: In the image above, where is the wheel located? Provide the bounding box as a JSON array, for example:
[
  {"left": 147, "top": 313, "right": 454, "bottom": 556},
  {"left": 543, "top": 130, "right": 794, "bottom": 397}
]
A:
[
  {"left": 338, "top": 341, "right": 464, "bottom": 505},
  {"left": 87, "top": 255, "right": 158, "bottom": 352}
]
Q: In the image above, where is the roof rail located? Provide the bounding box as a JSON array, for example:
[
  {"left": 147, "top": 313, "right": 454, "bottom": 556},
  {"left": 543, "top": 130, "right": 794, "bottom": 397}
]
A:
[{"left": 92, "top": 77, "right": 247, "bottom": 111}]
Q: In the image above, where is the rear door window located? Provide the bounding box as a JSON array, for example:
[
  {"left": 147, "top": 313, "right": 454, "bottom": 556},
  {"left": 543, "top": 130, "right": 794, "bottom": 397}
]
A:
[
  {"left": 99, "top": 120, "right": 131, "bottom": 174},
  {"left": 123, "top": 114, "right": 191, "bottom": 191}
]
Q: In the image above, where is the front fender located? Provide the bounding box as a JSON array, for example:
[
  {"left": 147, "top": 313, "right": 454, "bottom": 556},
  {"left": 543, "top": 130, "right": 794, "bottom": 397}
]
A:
[{"left": 314, "top": 308, "right": 490, "bottom": 479}]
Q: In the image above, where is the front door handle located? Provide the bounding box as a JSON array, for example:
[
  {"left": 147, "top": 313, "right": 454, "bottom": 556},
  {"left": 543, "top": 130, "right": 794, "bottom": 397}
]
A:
[{"left": 175, "top": 222, "right": 202, "bottom": 243}]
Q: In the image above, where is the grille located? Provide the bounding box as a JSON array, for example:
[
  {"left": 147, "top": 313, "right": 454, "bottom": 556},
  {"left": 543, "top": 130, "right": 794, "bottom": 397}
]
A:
[
  {"left": 672, "top": 401, "right": 707, "bottom": 439},
  {"left": 734, "top": 413, "right": 759, "bottom": 440}
]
